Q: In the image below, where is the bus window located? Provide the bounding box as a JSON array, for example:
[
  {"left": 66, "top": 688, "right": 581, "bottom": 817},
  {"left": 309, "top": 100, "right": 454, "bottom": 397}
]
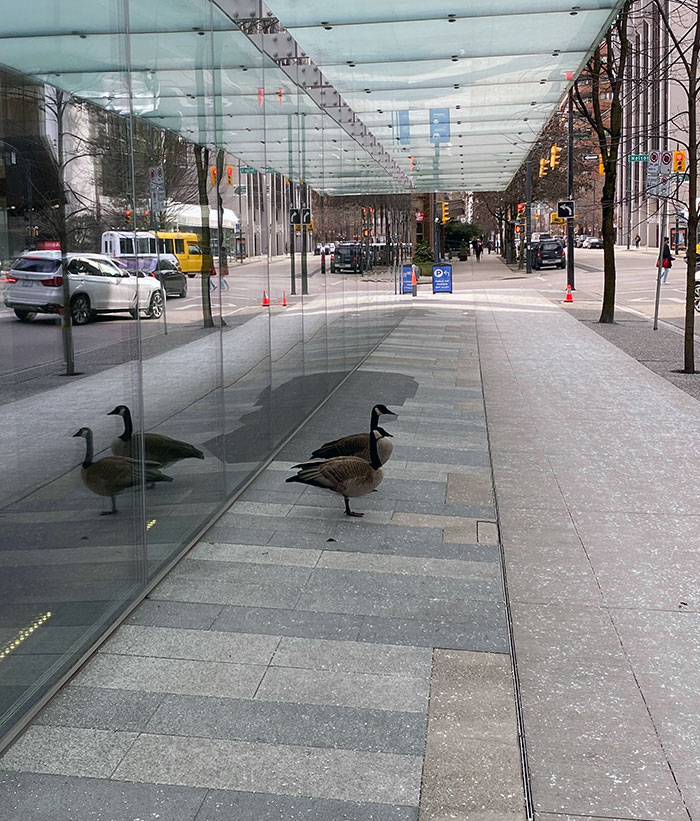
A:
[
  {"left": 188, "top": 244, "right": 202, "bottom": 255},
  {"left": 136, "top": 237, "right": 153, "bottom": 255},
  {"left": 119, "top": 237, "right": 134, "bottom": 255},
  {"left": 158, "top": 238, "right": 174, "bottom": 254},
  {"left": 175, "top": 239, "right": 185, "bottom": 254}
]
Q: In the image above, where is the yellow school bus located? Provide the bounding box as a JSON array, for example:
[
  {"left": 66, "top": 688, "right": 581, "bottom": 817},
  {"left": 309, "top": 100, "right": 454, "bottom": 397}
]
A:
[{"left": 155, "top": 232, "right": 203, "bottom": 275}]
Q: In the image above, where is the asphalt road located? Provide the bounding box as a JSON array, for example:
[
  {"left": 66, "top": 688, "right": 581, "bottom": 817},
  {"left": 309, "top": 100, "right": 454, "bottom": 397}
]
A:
[{"left": 0, "top": 254, "right": 374, "bottom": 379}]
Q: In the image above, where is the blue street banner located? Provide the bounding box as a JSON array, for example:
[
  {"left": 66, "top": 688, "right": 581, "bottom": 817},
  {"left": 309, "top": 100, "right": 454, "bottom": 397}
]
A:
[
  {"left": 429, "top": 108, "right": 450, "bottom": 144},
  {"left": 398, "top": 110, "right": 410, "bottom": 145},
  {"left": 402, "top": 264, "right": 414, "bottom": 294},
  {"left": 432, "top": 264, "right": 453, "bottom": 293}
]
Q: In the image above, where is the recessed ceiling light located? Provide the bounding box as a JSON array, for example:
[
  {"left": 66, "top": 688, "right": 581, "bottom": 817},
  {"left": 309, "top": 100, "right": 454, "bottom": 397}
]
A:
[{"left": 321, "top": 21, "right": 332, "bottom": 30}]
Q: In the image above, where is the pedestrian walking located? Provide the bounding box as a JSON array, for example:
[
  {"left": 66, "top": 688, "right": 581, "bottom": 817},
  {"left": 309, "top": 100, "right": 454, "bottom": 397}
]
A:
[
  {"left": 658, "top": 237, "right": 672, "bottom": 284},
  {"left": 634, "top": 234, "right": 641, "bottom": 249},
  {"left": 473, "top": 238, "right": 482, "bottom": 262},
  {"left": 487, "top": 240, "right": 492, "bottom": 254}
]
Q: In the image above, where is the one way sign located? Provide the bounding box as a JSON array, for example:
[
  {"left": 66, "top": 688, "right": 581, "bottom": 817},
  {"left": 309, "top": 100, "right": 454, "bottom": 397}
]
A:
[{"left": 557, "top": 200, "right": 575, "bottom": 219}]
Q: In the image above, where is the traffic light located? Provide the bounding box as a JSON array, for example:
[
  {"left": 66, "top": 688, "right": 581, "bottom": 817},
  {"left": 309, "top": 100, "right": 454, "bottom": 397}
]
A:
[
  {"left": 124, "top": 208, "right": 132, "bottom": 225},
  {"left": 550, "top": 144, "right": 561, "bottom": 169},
  {"left": 673, "top": 150, "right": 686, "bottom": 173},
  {"left": 257, "top": 87, "right": 264, "bottom": 105},
  {"left": 441, "top": 202, "right": 449, "bottom": 224},
  {"left": 517, "top": 202, "right": 526, "bottom": 217},
  {"left": 409, "top": 155, "right": 415, "bottom": 170},
  {"left": 599, "top": 155, "right": 605, "bottom": 175},
  {"left": 210, "top": 166, "right": 217, "bottom": 186},
  {"left": 539, "top": 158, "right": 548, "bottom": 177},
  {"left": 277, "top": 87, "right": 284, "bottom": 104},
  {"left": 226, "top": 165, "right": 234, "bottom": 185},
  {"left": 361, "top": 206, "right": 367, "bottom": 218}
]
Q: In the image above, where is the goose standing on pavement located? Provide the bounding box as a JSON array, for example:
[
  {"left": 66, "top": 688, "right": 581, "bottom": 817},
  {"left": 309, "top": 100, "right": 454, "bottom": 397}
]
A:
[
  {"left": 108, "top": 404, "right": 205, "bottom": 468},
  {"left": 287, "top": 428, "right": 387, "bottom": 517},
  {"left": 310, "top": 403, "right": 396, "bottom": 464},
  {"left": 73, "top": 427, "right": 173, "bottom": 515}
]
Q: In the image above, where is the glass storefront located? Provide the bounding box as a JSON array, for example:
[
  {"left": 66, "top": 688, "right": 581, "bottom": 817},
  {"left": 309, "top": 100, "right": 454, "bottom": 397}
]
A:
[{"left": 0, "top": 0, "right": 410, "bottom": 750}]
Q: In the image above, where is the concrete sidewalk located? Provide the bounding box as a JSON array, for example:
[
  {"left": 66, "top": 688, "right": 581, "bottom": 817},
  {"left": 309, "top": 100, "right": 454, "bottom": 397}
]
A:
[
  {"left": 0, "top": 301, "right": 525, "bottom": 820},
  {"left": 478, "top": 287, "right": 699, "bottom": 820}
]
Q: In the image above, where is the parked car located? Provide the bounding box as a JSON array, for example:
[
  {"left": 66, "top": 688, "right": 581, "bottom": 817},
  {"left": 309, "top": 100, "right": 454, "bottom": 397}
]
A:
[
  {"left": 582, "top": 236, "right": 603, "bottom": 249},
  {"left": 693, "top": 261, "right": 700, "bottom": 313},
  {"left": 4, "top": 251, "right": 164, "bottom": 324},
  {"left": 532, "top": 239, "right": 566, "bottom": 270},
  {"left": 136, "top": 256, "right": 187, "bottom": 298},
  {"left": 574, "top": 235, "right": 591, "bottom": 248},
  {"left": 331, "top": 243, "right": 363, "bottom": 273}
]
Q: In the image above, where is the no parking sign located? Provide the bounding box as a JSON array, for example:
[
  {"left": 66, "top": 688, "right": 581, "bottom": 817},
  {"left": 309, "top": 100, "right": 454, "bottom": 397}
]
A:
[{"left": 432, "top": 264, "right": 453, "bottom": 294}]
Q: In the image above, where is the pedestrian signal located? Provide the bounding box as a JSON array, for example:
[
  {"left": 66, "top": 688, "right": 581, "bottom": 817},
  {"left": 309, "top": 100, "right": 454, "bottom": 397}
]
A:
[
  {"left": 550, "top": 144, "right": 561, "bottom": 169},
  {"left": 673, "top": 151, "right": 686, "bottom": 173},
  {"left": 539, "top": 158, "right": 548, "bottom": 177}
]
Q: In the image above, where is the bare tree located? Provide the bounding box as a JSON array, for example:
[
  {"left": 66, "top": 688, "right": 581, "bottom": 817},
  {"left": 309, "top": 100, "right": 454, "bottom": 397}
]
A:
[
  {"left": 572, "top": 0, "right": 633, "bottom": 323},
  {"left": 193, "top": 144, "right": 215, "bottom": 328}
]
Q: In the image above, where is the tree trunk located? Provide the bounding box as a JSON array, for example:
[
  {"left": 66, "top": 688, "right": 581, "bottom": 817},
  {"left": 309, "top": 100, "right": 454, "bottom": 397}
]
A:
[
  {"left": 55, "top": 91, "right": 76, "bottom": 375},
  {"left": 599, "top": 175, "right": 617, "bottom": 323},
  {"left": 194, "top": 144, "right": 214, "bottom": 328}
]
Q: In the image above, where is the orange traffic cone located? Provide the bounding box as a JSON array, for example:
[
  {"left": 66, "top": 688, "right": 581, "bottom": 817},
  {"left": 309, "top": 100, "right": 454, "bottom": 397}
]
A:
[
  {"left": 282, "top": 291, "right": 288, "bottom": 307},
  {"left": 564, "top": 284, "right": 573, "bottom": 303},
  {"left": 262, "top": 290, "right": 270, "bottom": 307}
]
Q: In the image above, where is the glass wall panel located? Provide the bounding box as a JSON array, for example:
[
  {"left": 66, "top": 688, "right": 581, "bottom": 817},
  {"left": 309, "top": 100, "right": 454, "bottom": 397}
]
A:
[
  {"left": 0, "top": 1, "right": 146, "bottom": 744},
  {"left": 0, "top": 0, "right": 407, "bottom": 750}
]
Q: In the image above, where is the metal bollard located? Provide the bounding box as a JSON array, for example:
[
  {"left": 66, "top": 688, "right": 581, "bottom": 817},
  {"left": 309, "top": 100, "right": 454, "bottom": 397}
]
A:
[{"left": 321, "top": 253, "right": 326, "bottom": 274}]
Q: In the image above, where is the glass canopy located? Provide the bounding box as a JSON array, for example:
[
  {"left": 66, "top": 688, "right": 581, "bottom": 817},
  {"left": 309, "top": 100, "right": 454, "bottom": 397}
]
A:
[{"left": 0, "top": 0, "right": 625, "bottom": 194}]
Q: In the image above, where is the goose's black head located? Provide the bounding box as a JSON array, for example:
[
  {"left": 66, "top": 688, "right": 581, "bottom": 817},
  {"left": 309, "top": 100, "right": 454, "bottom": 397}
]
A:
[
  {"left": 375, "top": 427, "right": 393, "bottom": 438},
  {"left": 72, "top": 427, "right": 90, "bottom": 439},
  {"left": 107, "top": 405, "right": 130, "bottom": 418},
  {"left": 373, "top": 404, "right": 397, "bottom": 417}
]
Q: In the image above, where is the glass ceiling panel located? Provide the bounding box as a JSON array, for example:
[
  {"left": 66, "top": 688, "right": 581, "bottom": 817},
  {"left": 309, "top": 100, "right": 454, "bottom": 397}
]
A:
[
  {"left": 0, "top": 0, "right": 625, "bottom": 194},
  {"left": 268, "top": 0, "right": 624, "bottom": 191}
]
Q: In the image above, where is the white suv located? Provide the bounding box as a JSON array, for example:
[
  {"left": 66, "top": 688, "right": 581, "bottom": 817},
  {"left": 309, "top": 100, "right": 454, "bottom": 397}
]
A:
[{"left": 4, "top": 251, "right": 164, "bottom": 324}]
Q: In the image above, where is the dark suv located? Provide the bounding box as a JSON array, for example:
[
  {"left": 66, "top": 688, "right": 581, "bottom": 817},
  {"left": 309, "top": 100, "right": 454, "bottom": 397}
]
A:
[
  {"left": 331, "top": 243, "right": 363, "bottom": 273},
  {"left": 532, "top": 239, "right": 566, "bottom": 270}
]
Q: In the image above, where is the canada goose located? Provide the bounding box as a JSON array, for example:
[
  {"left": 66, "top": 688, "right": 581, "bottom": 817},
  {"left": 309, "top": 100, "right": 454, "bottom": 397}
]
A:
[
  {"left": 73, "top": 427, "right": 173, "bottom": 515},
  {"left": 108, "top": 404, "right": 205, "bottom": 468},
  {"left": 287, "top": 428, "right": 386, "bottom": 517},
  {"left": 310, "top": 403, "right": 396, "bottom": 464}
]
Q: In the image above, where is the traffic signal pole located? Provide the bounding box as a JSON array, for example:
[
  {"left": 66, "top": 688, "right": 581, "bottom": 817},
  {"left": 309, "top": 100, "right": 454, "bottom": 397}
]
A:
[
  {"left": 525, "top": 160, "right": 532, "bottom": 273},
  {"left": 567, "top": 89, "right": 575, "bottom": 290}
]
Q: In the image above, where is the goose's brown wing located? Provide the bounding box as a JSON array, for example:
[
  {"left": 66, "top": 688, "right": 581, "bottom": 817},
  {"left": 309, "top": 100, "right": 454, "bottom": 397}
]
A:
[{"left": 311, "top": 432, "right": 370, "bottom": 460}]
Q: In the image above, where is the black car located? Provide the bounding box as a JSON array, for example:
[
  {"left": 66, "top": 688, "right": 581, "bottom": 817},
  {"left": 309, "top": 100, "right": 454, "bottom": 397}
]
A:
[
  {"left": 331, "top": 243, "right": 363, "bottom": 273},
  {"left": 136, "top": 257, "right": 187, "bottom": 297},
  {"left": 532, "top": 239, "right": 566, "bottom": 270}
]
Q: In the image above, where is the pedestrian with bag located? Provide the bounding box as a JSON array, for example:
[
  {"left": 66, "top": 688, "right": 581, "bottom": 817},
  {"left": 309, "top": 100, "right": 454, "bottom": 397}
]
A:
[
  {"left": 658, "top": 237, "right": 672, "bottom": 284},
  {"left": 634, "top": 234, "right": 641, "bottom": 249}
]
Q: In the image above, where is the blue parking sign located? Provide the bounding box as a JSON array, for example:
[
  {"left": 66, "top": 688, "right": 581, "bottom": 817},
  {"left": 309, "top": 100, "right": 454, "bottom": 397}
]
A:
[
  {"left": 432, "top": 264, "right": 452, "bottom": 294},
  {"left": 402, "top": 264, "right": 413, "bottom": 294}
]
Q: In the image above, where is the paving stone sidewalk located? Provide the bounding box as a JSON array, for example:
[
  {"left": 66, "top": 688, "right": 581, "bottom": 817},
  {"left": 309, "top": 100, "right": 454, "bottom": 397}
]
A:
[{"left": 0, "top": 307, "right": 526, "bottom": 820}]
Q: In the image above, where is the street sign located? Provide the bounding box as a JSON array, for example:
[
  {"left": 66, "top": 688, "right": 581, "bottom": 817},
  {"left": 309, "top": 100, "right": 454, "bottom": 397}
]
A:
[
  {"left": 573, "top": 131, "right": 592, "bottom": 137},
  {"left": 301, "top": 208, "right": 311, "bottom": 226},
  {"left": 646, "top": 149, "right": 660, "bottom": 197},
  {"left": 264, "top": 167, "right": 276, "bottom": 174},
  {"left": 657, "top": 150, "right": 673, "bottom": 197},
  {"left": 550, "top": 215, "right": 566, "bottom": 225},
  {"left": 432, "top": 264, "right": 453, "bottom": 294},
  {"left": 401, "top": 264, "right": 413, "bottom": 295},
  {"left": 290, "top": 208, "right": 300, "bottom": 225},
  {"left": 628, "top": 154, "right": 649, "bottom": 162},
  {"left": 584, "top": 154, "right": 599, "bottom": 161},
  {"left": 240, "top": 167, "right": 255, "bottom": 174},
  {"left": 557, "top": 200, "right": 575, "bottom": 219},
  {"left": 415, "top": 211, "right": 425, "bottom": 222},
  {"left": 149, "top": 165, "right": 166, "bottom": 212},
  {"left": 429, "top": 108, "right": 450, "bottom": 144}
]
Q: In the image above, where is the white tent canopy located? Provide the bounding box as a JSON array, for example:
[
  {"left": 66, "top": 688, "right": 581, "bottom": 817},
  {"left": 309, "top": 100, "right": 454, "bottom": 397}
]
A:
[{"left": 169, "top": 203, "right": 239, "bottom": 230}]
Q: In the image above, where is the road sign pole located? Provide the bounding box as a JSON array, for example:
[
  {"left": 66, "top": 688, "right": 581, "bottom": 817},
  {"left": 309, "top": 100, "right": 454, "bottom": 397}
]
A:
[{"left": 567, "top": 89, "right": 575, "bottom": 290}]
